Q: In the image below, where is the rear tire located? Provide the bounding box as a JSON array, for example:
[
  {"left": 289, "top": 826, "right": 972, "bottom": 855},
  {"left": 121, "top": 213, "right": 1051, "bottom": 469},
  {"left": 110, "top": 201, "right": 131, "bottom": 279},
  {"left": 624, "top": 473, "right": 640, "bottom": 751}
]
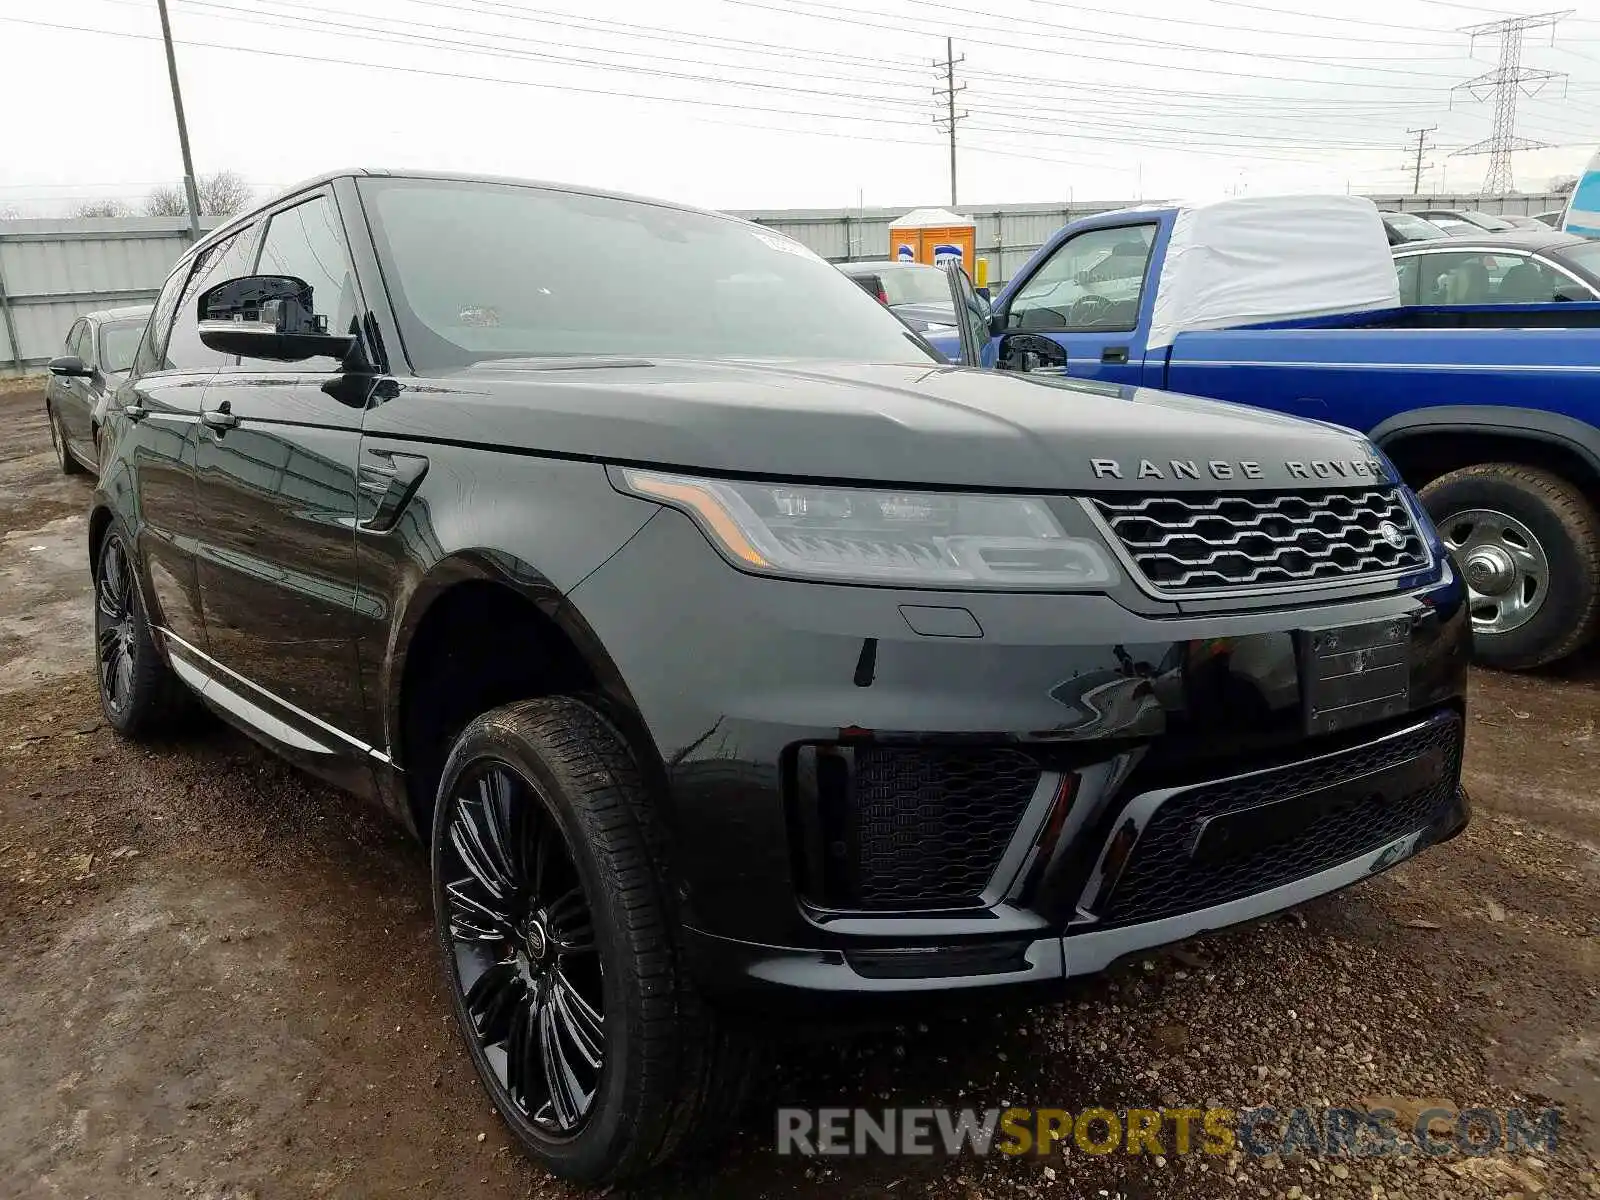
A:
[
  {"left": 1421, "top": 463, "right": 1600, "bottom": 670},
  {"left": 48, "top": 402, "right": 84, "bottom": 476},
  {"left": 430, "top": 697, "right": 753, "bottom": 1183},
  {"left": 93, "top": 525, "right": 194, "bottom": 736}
]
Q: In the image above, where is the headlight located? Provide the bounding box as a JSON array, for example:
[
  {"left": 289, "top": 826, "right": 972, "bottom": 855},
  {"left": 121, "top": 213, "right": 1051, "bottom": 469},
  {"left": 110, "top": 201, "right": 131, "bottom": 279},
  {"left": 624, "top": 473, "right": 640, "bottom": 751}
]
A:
[{"left": 614, "top": 467, "right": 1117, "bottom": 589}]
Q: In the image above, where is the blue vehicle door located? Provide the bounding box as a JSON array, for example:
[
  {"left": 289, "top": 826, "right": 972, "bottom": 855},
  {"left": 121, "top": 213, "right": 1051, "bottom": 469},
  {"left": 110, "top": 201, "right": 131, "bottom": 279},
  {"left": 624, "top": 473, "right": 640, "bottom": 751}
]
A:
[{"left": 991, "top": 220, "right": 1160, "bottom": 384}]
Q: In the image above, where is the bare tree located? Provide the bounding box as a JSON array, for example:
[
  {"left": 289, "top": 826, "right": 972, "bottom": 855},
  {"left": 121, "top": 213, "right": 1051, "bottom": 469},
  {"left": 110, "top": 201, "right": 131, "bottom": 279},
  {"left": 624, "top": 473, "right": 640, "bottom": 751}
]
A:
[
  {"left": 1551, "top": 174, "right": 1579, "bottom": 196},
  {"left": 73, "top": 199, "right": 131, "bottom": 218},
  {"left": 144, "top": 184, "right": 189, "bottom": 217},
  {"left": 197, "top": 171, "right": 251, "bottom": 216},
  {"left": 145, "top": 171, "right": 252, "bottom": 219},
  {"left": 0, "top": 205, "right": 21, "bottom": 220}
]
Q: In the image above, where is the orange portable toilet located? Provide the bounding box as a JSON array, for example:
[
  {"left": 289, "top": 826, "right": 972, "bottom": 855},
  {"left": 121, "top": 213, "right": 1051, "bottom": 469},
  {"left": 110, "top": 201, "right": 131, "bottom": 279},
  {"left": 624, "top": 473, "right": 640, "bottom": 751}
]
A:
[{"left": 888, "top": 207, "right": 976, "bottom": 273}]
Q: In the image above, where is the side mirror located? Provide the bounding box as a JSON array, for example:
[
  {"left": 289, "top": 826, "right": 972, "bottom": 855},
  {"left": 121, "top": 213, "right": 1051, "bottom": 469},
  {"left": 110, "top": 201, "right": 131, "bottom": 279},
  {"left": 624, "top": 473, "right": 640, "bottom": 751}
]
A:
[
  {"left": 47, "top": 354, "right": 92, "bottom": 378},
  {"left": 197, "top": 274, "right": 355, "bottom": 363}
]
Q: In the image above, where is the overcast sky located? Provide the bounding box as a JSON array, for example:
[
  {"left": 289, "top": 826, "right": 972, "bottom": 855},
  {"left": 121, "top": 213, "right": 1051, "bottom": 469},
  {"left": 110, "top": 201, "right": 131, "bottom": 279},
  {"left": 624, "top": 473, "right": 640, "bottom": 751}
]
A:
[{"left": 3, "top": 0, "right": 1599, "bottom": 216}]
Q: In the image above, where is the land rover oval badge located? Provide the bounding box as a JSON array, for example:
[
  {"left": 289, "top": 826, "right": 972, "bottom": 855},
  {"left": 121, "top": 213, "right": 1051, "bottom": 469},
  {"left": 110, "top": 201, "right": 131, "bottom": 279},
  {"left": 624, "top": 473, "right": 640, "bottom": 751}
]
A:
[{"left": 1378, "top": 521, "right": 1406, "bottom": 549}]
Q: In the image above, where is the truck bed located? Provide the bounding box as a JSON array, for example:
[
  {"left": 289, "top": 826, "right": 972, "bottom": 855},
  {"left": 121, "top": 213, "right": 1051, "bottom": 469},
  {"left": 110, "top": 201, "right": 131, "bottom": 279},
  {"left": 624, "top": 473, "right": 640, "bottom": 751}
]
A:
[
  {"left": 1163, "top": 308, "right": 1600, "bottom": 434},
  {"left": 1248, "top": 301, "right": 1600, "bottom": 332}
]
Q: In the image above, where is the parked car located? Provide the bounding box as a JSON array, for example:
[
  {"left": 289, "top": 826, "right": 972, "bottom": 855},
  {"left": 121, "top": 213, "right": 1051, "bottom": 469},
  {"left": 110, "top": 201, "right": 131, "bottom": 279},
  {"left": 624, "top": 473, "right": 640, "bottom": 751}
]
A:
[
  {"left": 1393, "top": 231, "right": 1600, "bottom": 305},
  {"left": 924, "top": 195, "right": 1600, "bottom": 670},
  {"left": 1380, "top": 210, "right": 1450, "bottom": 244},
  {"left": 1534, "top": 210, "right": 1565, "bottom": 228},
  {"left": 91, "top": 169, "right": 1469, "bottom": 1183},
  {"left": 836, "top": 258, "right": 965, "bottom": 332},
  {"left": 1413, "top": 208, "right": 1517, "bottom": 234},
  {"left": 43, "top": 304, "right": 150, "bottom": 475}
]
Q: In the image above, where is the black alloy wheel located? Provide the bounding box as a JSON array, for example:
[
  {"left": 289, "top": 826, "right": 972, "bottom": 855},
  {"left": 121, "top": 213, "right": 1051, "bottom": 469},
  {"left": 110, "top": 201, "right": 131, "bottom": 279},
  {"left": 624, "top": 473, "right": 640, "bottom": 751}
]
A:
[
  {"left": 440, "top": 759, "right": 607, "bottom": 1134},
  {"left": 430, "top": 699, "right": 757, "bottom": 1183},
  {"left": 91, "top": 525, "right": 193, "bottom": 737},
  {"left": 95, "top": 534, "right": 138, "bottom": 718}
]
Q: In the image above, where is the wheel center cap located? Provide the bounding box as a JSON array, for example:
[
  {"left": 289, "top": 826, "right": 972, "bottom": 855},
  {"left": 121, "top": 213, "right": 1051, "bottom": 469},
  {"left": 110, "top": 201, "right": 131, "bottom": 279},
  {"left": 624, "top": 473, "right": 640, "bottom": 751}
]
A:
[
  {"left": 524, "top": 919, "right": 550, "bottom": 963},
  {"left": 1464, "top": 545, "right": 1516, "bottom": 597}
]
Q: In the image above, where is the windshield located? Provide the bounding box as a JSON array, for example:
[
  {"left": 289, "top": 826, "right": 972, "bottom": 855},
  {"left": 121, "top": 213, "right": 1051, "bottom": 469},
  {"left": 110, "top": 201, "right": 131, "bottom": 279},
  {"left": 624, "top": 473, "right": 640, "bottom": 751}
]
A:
[
  {"left": 1385, "top": 212, "right": 1446, "bottom": 241},
  {"left": 98, "top": 320, "right": 145, "bottom": 373},
  {"left": 1463, "top": 211, "right": 1514, "bottom": 231},
  {"left": 879, "top": 265, "right": 955, "bottom": 307},
  {"left": 360, "top": 177, "right": 936, "bottom": 369}
]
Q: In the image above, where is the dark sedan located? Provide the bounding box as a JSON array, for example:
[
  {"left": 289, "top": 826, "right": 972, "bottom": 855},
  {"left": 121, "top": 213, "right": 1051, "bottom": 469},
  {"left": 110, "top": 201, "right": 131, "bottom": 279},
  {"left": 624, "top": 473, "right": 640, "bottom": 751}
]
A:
[
  {"left": 44, "top": 304, "right": 150, "bottom": 476},
  {"left": 1392, "top": 230, "right": 1600, "bottom": 305}
]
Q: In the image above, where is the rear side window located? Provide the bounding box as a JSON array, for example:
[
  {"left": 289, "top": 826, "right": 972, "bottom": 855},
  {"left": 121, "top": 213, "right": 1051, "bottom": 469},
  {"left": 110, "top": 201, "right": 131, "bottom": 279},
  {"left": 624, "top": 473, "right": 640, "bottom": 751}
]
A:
[
  {"left": 1401, "top": 251, "right": 1570, "bottom": 305},
  {"left": 1007, "top": 224, "right": 1156, "bottom": 332}
]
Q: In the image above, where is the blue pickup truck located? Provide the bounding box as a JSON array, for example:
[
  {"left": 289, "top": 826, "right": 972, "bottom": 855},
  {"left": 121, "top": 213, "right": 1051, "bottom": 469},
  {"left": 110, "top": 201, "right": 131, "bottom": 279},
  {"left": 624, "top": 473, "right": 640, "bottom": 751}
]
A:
[{"left": 929, "top": 195, "right": 1600, "bottom": 671}]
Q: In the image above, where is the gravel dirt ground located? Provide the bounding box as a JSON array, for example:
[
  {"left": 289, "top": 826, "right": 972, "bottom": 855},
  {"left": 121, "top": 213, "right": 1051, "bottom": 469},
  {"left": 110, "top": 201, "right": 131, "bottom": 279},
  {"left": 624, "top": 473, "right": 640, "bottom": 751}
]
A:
[{"left": 2, "top": 383, "right": 1598, "bottom": 1200}]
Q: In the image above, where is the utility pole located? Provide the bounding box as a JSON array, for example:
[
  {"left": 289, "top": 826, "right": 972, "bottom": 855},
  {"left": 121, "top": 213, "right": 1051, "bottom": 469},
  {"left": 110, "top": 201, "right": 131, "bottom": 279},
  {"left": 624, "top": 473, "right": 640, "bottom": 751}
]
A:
[
  {"left": 155, "top": 0, "right": 202, "bottom": 240},
  {"left": 1450, "top": 11, "right": 1570, "bottom": 194},
  {"left": 932, "top": 38, "right": 966, "bottom": 207},
  {"left": 1406, "top": 126, "right": 1437, "bottom": 195}
]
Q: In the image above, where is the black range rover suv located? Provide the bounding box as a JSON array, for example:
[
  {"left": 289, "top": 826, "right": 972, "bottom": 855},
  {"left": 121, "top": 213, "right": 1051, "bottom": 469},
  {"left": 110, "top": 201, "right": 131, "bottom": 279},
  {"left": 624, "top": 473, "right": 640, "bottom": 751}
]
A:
[{"left": 89, "top": 169, "right": 1470, "bottom": 1182}]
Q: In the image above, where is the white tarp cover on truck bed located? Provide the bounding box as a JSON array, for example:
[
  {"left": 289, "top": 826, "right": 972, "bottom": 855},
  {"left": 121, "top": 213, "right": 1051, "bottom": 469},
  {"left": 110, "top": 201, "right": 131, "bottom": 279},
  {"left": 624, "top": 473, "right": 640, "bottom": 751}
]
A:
[{"left": 1146, "top": 195, "right": 1399, "bottom": 350}]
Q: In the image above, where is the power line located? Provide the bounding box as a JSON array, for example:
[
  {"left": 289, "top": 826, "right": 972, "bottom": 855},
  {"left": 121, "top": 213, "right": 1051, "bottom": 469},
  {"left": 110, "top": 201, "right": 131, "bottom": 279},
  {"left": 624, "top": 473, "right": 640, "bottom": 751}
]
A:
[
  {"left": 1188, "top": 0, "right": 1465, "bottom": 38},
  {"left": 1005, "top": 0, "right": 1465, "bottom": 47},
  {"left": 86, "top": 2, "right": 1444, "bottom": 157},
  {"left": 1450, "top": 10, "right": 1572, "bottom": 193},
  {"left": 137, "top": 0, "right": 939, "bottom": 114},
  {"left": 0, "top": 15, "right": 943, "bottom": 127},
  {"left": 718, "top": 0, "right": 1472, "bottom": 84},
  {"left": 206, "top": 0, "right": 931, "bottom": 90}
]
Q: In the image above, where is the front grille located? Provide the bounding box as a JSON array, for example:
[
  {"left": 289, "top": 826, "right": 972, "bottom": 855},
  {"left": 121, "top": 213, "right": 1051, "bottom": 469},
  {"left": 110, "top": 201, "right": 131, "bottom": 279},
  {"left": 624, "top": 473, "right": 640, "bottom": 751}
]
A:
[
  {"left": 808, "top": 746, "right": 1043, "bottom": 911},
  {"left": 1094, "top": 712, "right": 1463, "bottom": 928},
  {"left": 1090, "top": 488, "right": 1431, "bottom": 595}
]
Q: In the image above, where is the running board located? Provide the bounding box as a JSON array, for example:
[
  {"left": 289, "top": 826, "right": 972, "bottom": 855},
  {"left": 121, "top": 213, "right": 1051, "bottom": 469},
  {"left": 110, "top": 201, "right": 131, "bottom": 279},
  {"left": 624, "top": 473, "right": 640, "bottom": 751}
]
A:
[{"left": 167, "top": 654, "right": 337, "bottom": 755}]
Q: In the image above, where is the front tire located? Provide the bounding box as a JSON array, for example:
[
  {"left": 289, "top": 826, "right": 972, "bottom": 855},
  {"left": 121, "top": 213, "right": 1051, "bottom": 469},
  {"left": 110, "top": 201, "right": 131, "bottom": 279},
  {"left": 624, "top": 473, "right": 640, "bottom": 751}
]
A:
[
  {"left": 1421, "top": 463, "right": 1600, "bottom": 670},
  {"left": 431, "top": 698, "right": 749, "bottom": 1183},
  {"left": 93, "top": 525, "right": 192, "bottom": 736}
]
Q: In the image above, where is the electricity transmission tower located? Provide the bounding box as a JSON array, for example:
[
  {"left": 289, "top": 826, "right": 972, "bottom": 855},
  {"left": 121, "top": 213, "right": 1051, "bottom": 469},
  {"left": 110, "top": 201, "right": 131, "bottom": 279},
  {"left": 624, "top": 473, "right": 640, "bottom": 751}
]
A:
[
  {"left": 1450, "top": 11, "right": 1571, "bottom": 194},
  {"left": 932, "top": 38, "right": 967, "bottom": 207},
  {"left": 1406, "top": 126, "right": 1437, "bottom": 195}
]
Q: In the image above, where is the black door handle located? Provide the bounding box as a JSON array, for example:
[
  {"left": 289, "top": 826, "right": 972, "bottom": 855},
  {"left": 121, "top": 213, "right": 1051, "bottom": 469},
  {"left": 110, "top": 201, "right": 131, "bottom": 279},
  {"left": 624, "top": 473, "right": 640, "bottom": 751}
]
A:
[
  {"left": 1101, "top": 346, "right": 1130, "bottom": 365},
  {"left": 201, "top": 402, "right": 239, "bottom": 431}
]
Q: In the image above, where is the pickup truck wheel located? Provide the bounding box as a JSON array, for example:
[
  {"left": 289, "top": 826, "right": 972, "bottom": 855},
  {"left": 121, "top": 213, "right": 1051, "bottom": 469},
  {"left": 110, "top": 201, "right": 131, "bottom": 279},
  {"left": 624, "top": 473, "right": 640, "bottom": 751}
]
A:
[
  {"left": 1421, "top": 464, "right": 1600, "bottom": 670},
  {"left": 431, "top": 698, "right": 749, "bottom": 1183}
]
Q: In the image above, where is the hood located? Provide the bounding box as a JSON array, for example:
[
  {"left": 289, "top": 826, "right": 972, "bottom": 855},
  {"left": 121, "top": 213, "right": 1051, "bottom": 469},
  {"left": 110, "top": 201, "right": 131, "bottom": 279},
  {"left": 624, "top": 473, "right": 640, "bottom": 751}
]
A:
[{"left": 367, "top": 358, "right": 1393, "bottom": 493}]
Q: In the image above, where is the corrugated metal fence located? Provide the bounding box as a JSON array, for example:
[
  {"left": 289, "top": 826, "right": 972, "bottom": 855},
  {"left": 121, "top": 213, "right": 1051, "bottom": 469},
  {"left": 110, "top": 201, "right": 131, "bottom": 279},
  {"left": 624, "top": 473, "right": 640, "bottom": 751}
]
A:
[
  {"left": 0, "top": 216, "right": 223, "bottom": 373},
  {"left": 0, "top": 193, "right": 1567, "bottom": 373}
]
